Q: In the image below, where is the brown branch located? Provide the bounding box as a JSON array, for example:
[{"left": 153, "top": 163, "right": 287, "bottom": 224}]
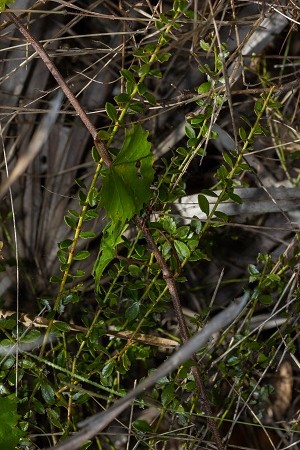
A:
[
  {"left": 135, "top": 217, "right": 225, "bottom": 450},
  {"left": 5, "top": 9, "right": 111, "bottom": 168}
]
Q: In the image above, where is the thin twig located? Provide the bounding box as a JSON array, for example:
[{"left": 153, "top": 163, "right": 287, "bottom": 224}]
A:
[
  {"left": 5, "top": 9, "right": 111, "bottom": 168},
  {"left": 135, "top": 216, "right": 225, "bottom": 450}
]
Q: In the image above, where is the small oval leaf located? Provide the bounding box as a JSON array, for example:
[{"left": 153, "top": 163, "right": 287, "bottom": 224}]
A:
[{"left": 73, "top": 250, "right": 90, "bottom": 261}]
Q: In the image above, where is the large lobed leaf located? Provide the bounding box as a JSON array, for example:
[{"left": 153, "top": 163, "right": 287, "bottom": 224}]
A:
[
  {"left": 94, "top": 124, "right": 154, "bottom": 289},
  {"left": 100, "top": 124, "right": 154, "bottom": 222}
]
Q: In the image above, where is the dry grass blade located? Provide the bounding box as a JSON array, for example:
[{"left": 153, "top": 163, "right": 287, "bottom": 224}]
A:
[{"left": 0, "top": 92, "right": 63, "bottom": 198}]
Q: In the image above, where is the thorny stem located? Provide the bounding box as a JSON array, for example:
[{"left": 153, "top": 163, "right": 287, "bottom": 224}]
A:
[{"left": 8, "top": 8, "right": 224, "bottom": 450}]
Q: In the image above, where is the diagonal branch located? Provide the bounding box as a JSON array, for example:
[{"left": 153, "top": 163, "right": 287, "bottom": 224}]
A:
[
  {"left": 5, "top": 9, "right": 111, "bottom": 168},
  {"left": 135, "top": 216, "right": 225, "bottom": 450}
]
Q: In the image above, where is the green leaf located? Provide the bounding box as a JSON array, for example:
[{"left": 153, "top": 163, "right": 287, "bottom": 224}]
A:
[
  {"left": 174, "top": 240, "right": 190, "bottom": 261},
  {"left": 142, "top": 91, "right": 157, "bottom": 105},
  {"left": 68, "top": 209, "right": 79, "bottom": 218},
  {"left": 125, "top": 302, "right": 140, "bottom": 321},
  {"left": 156, "top": 52, "right": 171, "bottom": 63},
  {"left": 78, "top": 190, "right": 87, "bottom": 203},
  {"left": 137, "top": 83, "right": 147, "bottom": 95},
  {"left": 199, "top": 39, "right": 210, "bottom": 51},
  {"left": 41, "top": 383, "right": 55, "bottom": 405},
  {"left": 217, "top": 164, "right": 228, "bottom": 181},
  {"left": 121, "top": 353, "right": 131, "bottom": 371},
  {"left": 78, "top": 441, "right": 92, "bottom": 450},
  {"left": 72, "top": 269, "right": 85, "bottom": 278},
  {"left": 128, "top": 264, "right": 141, "bottom": 276},
  {"left": 161, "top": 383, "right": 175, "bottom": 406},
  {"left": 63, "top": 292, "right": 80, "bottom": 304},
  {"left": 133, "top": 420, "right": 152, "bottom": 433},
  {"left": 248, "top": 264, "right": 259, "bottom": 276},
  {"left": 87, "top": 187, "right": 100, "bottom": 207},
  {"left": 58, "top": 239, "right": 73, "bottom": 250},
  {"left": 189, "top": 249, "right": 209, "bottom": 261},
  {"left": 139, "top": 64, "right": 150, "bottom": 76},
  {"left": 102, "top": 361, "right": 114, "bottom": 378},
  {"left": 227, "top": 191, "right": 243, "bottom": 204},
  {"left": 114, "top": 93, "right": 131, "bottom": 104},
  {"left": 254, "top": 98, "right": 264, "bottom": 115},
  {"left": 50, "top": 275, "right": 63, "bottom": 283},
  {"left": 127, "top": 101, "right": 145, "bottom": 114},
  {"left": 20, "top": 329, "right": 41, "bottom": 343},
  {"left": 227, "top": 356, "right": 240, "bottom": 366},
  {"left": 174, "top": 226, "right": 189, "bottom": 239},
  {"left": 149, "top": 69, "right": 162, "bottom": 78},
  {"left": 0, "top": 0, "right": 14, "bottom": 11},
  {"left": 259, "top": 294, "right": 273, "bottom": 305},
  {"left": 105, "top": 102, "right": 117, "bottom": 122},
  {"left": 223, "top": 152, "right": 233, "bottom": 168},
  {"left": 185, "top": 123, "right": 196, "bottom": 139},
  {"left": 79, "top": 231, "right": 96, "bottom": 239},
  {"left": 52, "top": 321, "right": 71, "bottom": 332},
  {"left": 84, "top": 209, "right": 98, "bottom": 221},
  {"left": 0, "top": 395, "right": 23, "bottom": 449},
  {"left": 187, "top": 137, "right": 198, "bottom": 148},
  {"left": 126, "top": 80, "right": 135, "bottom": 96},
  {"left": 64, "top": 215, "right": 77, "bottom": 229},
  {"left": 47, "top": 408, "right": 61, "bottom": 428},
  {"left": 120, "top": 69, "right": 135, "bottom": 83},
  {"left": 161, "top": 216, "right": 177, "bottom": 235},
  {"left": 75, "top": 179, "right": 86, "bottom": 190},
  {"left": 97, "top": 130, "right": 111, "bottom": 141},
  {"left": 239, "top": 126, "right": 247, "bottom": 140},
  {"left": 57, "top": 250, "right": 67, "bottom": 264},
  {"left": 93, "top": 220, "right": 127, "bottom": 290},
  {"left": 201, "top": 189, "right": 218, "bottom": 197},
  {"left": 32, "top": 397, "right": 45, "bottom": 414},
  {"left": 91, "top": 146, "right": 100, "bottom": 163},
  {"left": 190, "top": 217, "right": 202, "bottom": 234},
  {"left": 213, "top": 210, "right": 228, "bottom": 222},
  {"left": 100, "top": 124, "right": 154, "bottom": 222},
  {"left": 197, "top": 81, "right": 211, "bottom": 93},
  {"left": 73, "top": 250, "right": 90, "bottom": 261},
  {"left": 198, "top": 194, "right": 210, "bottom": 216}
]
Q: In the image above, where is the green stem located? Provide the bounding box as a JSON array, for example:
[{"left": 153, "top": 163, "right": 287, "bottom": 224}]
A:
[{"left": 199, "top": 87, "right": 275, "bottom": 239}]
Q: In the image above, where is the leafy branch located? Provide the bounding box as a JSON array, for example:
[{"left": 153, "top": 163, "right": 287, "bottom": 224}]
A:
[{"left": 1, "top": 2, "right": 298, "bottom": 449}]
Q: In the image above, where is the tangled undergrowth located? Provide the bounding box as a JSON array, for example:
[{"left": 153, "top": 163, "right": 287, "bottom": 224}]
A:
[{"left": 0, "top": 1, "right": 300, "bottom": 449}]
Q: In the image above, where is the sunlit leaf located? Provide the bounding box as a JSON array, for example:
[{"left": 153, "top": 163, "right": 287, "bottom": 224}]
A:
[
  {"left": 174, "top": 240, "right": 190, "bottom": 261},
  {"left": 93, "top": 220, "right": 128, "bottom": 290},
  {"left": 100, "top": 124, "right": 154, "bottom": 222}
]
